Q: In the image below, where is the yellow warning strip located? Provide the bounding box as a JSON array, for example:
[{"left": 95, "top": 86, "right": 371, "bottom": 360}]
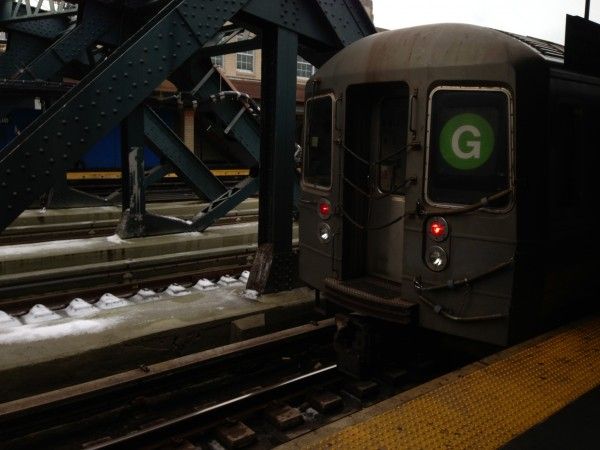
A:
[
  {"left": 66, "top": 169, "right": 250, "bottom": 180},
  {"left": 311, "top": 316, "right": 600, "bottom": 450}
]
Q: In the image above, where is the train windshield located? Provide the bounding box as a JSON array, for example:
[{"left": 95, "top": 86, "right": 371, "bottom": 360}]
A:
[
  {"left": 427, "top": 88, "right": 511, "bottom": 207},
  {"left": 303, "top": 95, "right": 333, "bottom": 188}
]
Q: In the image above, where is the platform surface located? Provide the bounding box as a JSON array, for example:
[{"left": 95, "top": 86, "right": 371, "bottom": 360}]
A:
[
  {"left": 282, "top": 315, "right": 600, "bottom": 449},
  {"left": 0, "top": 285, "right": 315, "bottom": 402}
]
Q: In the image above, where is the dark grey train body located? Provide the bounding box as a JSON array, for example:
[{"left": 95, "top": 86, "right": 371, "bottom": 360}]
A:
[{"left": 299, "top": 23, "right": 599, "bottom": 346}]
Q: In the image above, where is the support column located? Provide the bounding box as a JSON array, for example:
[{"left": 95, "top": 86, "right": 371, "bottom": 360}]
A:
[
  {"left": 248, "top": 26, "right": 298, "bottom": 293},
  {"left": 181, "top": 104, "right": 196, "bottom": 152},
  {"left": 118, "top": 106, "right": 146, "bottom": 237}
]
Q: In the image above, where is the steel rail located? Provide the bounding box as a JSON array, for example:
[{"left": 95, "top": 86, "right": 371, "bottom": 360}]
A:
[
  {"left": 0, "top": 319, "right": 336, "bottom": 446},
  {"left": 90, "top": 364, "right": 339, "bottom": 449}
]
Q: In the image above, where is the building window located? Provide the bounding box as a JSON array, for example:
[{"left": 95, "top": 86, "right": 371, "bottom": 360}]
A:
[
  {"left": 297, "top": 57, "right": 315, "bottom": 79},
  {"left": 236, "top": 51, "right": 254, "bottom": 72},
  {"left": 211, "top": 55, "right": 223, "bottom": 68},
  {"left": 0, "top": 32, "right": 6, "bottom": 54}
]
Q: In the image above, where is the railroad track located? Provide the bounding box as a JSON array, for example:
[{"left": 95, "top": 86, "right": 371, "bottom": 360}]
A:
[
  {"left": 0, "top": 319, "right": 461, "bottom": 450},
  {"left": 0, "top": 249, "right": 257, "bottom": 315},
  {"left": 0, "top": 209, "right": 258, "bottom": 246}
]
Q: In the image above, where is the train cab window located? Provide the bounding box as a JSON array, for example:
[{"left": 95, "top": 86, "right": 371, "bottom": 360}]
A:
[
  {"left": 426, "top": 87, "right": 511, "bottom": 207},
  {"left": 378, "top": 96, "right": 408, "bottom": 192},
  {"left": 303, "top": 95, "right": 333, "bottom": 188}
]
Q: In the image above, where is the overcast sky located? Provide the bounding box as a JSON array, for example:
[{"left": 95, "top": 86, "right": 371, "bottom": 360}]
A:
[{"left": 373, "top": 0, "right": 600, "bottom": 44}]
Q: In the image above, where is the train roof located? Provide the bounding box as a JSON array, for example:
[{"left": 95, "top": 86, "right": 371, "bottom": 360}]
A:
[{"left": 318, "top": 23, "right": 564, "bottom": 80}]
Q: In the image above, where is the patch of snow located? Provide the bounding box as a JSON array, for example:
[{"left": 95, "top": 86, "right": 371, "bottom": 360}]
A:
[
  {"left": 0, "top": 317, "right": 120, "bottom": 344},
  {"left": 239, "top": 270, "right": 250, "bottom": 284},
  {"left": 0, "top": 310, "right": 21, "bottom": 328},
  {"left": 22, "top": 304, "right": 62, "bottom": 324},
  {"left": 242, "top": 289, "right": 259, "bottom": 301},
  {"left": 164, "top": 284, "right": 191, "bottom": 297},
  {"left": 65, "top": 298, "right": 99, "bottom": 318},
  {"left": 218, "top": 275, "right": 244, "bottom": 287},
  {"left": 96, "top": 293, "right": 131, "bottom": 310},
  {"left": 130, "top": 288, "right": 160, "bottom": 303},
  {"left": 105, "top": 234, "right": 130, "bottom": 244},
  {"left": 193, "top": 278, "right": 219, "bottom": 291}
]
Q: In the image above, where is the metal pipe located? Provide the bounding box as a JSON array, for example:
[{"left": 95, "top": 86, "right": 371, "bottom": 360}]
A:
[{"left": 585, "top": 0, "right": 591, "bottom": 19}]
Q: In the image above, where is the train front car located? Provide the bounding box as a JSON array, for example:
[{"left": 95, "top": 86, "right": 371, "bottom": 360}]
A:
[{"left": 299, "top": 23, "right": 598, "bottom": 347}]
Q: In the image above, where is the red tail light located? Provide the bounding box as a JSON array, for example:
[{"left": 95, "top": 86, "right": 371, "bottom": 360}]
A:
[
  {"left": 428, "top": 217, "right": 448, "bottom": 242},
  {"left": 318, "top": 198, "right": 331, "bottom": 219}
]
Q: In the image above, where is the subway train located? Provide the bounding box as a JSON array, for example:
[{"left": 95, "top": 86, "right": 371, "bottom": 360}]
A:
[{"left": 299, "top": 21, "right": 600, "bottom": 348}]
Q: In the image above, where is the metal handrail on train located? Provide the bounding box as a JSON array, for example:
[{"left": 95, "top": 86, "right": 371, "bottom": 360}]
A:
[
  {"left": 419, "top": 188, "right": 514, "bottom": 217},
  {"left": 413, "top": 257, "right": 514, "bottom": 322}
]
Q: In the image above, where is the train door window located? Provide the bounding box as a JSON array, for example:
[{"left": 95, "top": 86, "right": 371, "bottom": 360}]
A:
[
  {"left": 426, "top": 87, "right": 511, "bottom": 207},
  {"left": 303, "top": 94, "right": 334, "bottom": 189},
  {"left": 378, "top": 96, "right": 408, "bottom": 193}
]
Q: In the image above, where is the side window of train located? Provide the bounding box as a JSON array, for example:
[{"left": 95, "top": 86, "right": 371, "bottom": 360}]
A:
[
  {"left": 426, "top": 87, "right": 511, "bottom": 207},
  {"left": 378, "top": 96, "right": 409, "bottom": 193},
  {"left": 303, "top": 95, "right": 334, "bottom": 189}
]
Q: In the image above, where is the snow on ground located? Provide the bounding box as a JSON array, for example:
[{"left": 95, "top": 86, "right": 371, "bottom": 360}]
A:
[{"left": 0, "top": 317, "right": 121, "bottom": 344}]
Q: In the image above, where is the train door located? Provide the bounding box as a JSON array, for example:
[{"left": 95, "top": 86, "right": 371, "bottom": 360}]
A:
[
  {"left": 298, "top": 94, "right": 336, "bottom": 290},
  {"left": 342, "top": 83, "right": 409, "bottom": 283},
  {"left": 366, "top": 95, "right": 409, "bottom": 282}
]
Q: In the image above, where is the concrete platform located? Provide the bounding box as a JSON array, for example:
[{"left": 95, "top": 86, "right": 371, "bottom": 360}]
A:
[
  {"left": 7, "top": 198, "right": 257, "bottom": 228},
  {"left": 280, "top": 315, "right": 600, "bottom": 449},
  {"left": 0, "top": 221, "right": 261, "bottom": 276},
  {"left": 0, "top": 284, "right": 318, "bottom": 402}
]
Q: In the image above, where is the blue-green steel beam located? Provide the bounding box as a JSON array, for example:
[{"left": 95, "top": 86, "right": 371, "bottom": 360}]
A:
[{"left": 143, "top": 106, "right": 227, "bottom": 202}]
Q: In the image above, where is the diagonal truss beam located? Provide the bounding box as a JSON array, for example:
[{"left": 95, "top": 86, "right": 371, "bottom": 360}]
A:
[
  {"left": 15, "top": 0, "right": 119, "bottom": 81},
  {"left": 0, "top": 0, "right": 253, "bottom": 231},
  {"left": 1, "top": 0, "right": 78, "bottom": 25},
  {"left": 143, "top": 105, "right": 226, "bottom": 202}
]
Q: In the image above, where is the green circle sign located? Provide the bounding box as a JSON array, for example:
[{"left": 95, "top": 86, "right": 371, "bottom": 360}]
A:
[{"left": 439, "top": 113, "right": 494, "bottom": 170}]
